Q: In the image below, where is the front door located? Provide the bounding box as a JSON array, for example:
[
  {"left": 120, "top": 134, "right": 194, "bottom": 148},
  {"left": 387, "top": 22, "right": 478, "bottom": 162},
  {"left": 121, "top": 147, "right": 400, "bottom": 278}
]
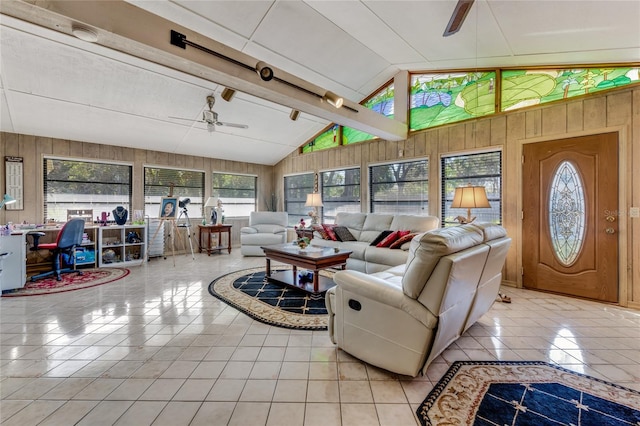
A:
[{"left": 522, "top": 133, "right": 618, "bottom": 302}]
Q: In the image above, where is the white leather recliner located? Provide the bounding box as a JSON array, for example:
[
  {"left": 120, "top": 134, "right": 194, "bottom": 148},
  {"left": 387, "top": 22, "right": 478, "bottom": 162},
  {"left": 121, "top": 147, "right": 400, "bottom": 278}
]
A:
[
  {"left": 325, "top": 223, "right": 511, "bottom": 377},
  {"left": 240, "top": 211, "right": 288, "bottom": 256}
]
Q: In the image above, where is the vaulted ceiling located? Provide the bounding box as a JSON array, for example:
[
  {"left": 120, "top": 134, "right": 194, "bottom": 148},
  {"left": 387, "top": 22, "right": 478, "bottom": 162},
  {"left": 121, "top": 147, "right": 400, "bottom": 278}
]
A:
[{"left": 1, "top": 1, "right": 638, "bottom": 165}]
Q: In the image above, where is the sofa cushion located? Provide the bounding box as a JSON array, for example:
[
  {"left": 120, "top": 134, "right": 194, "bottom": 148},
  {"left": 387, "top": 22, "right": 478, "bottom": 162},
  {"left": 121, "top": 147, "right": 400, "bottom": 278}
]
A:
[
  {"left": 402, "top": 225, "right": 484, "bottom": 299},
  {"left": 322, "top": 224, "right": 338, "bottom": 241},
  {"left": 359, "top": 214, "right": 394, "bottom": 243},
  {"left": 376, "top": 230, "right": 400, "bottom": 247},
  {"left": 333, "top": 226, "right": 356, "bottom": 242},
  {"left": 335, "top": 212, "right": 367, "bottom": 240},
  {"left": 312, "top": 224, "right": 329, "bottom": 239},
  {"left": 252, "top": 224, "right": 285, "bottom": 234},
  {"left": 365, "top": 246, "right": 410, "bottom": 272},
  {"left": 390, "top": 215, "right": 440, "bottom": 233},
  {"left": 389, "top": 232, "right": 417, "bottom": 249},
  {"left": 370, "top": 230, "right": 393, "bottom": 246},
  {"left": 472, "top": 222, "right": 507, "bottom": 242}
]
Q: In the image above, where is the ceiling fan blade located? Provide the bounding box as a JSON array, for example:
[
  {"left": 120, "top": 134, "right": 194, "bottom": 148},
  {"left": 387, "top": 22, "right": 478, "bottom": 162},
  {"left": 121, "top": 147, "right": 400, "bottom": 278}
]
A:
[
  {"left": 216, "top": 121, "right": 249, "bottom": 129},
  {"left": 443, "top": 0, "right": 474, "bottom": 37},
  {"left": 168, "top": 116, "right": 201, "bottom": 122}
]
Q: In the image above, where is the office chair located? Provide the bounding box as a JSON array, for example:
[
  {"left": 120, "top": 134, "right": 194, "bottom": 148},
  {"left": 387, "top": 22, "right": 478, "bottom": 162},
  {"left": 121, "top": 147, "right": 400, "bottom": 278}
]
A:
[{"left": 30, "top": 218, "right": 85, "bottom": 282}]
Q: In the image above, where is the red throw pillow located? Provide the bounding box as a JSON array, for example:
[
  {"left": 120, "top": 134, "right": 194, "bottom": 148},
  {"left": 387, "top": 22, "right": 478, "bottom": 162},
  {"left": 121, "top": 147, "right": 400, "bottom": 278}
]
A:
[
  {"left": 312, "top": 224, "right": 329, "bottom": 240},
  {"left": 322, "top": 224, "right": 338, "bottom": 241},
  {"left": 376, "top": 230, "right": 400, "bottom": 248},
  {"left": 389, "top": 232, "right": 418, "bottom": 249}
]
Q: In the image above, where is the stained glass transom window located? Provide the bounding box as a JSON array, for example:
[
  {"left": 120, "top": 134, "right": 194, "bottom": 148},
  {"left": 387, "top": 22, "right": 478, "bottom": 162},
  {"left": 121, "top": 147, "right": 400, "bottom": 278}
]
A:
[{"left": 549, "top": 161, "right": 586, "bottom": 266}]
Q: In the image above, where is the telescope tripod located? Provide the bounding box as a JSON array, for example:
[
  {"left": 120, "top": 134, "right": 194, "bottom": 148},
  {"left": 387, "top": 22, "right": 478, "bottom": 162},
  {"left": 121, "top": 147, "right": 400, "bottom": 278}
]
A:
[{"left": 175, "top": 207, "right": 195, "bottom": 259}]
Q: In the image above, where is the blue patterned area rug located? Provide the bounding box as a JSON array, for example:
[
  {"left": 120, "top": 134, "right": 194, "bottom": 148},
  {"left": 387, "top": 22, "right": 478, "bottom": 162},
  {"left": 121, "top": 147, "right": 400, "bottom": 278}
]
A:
[
  {"left": 208, "top": 266, "right": 330, "bottom": 330},
  {"left": 417, "top": 361, "right": 640, "bottom": 426}
]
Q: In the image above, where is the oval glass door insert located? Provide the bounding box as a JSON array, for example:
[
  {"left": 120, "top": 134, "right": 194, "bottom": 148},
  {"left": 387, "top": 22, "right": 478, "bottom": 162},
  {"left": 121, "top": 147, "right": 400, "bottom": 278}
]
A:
[{"left": 549, "top": 160, "right": 586, "bottom": 266}]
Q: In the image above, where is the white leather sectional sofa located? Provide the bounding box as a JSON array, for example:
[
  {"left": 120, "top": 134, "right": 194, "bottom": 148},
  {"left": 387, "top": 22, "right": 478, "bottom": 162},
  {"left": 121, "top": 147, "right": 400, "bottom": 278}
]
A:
[
  {"left": 240, "top": 211, "right": 288, "bottom": 256},
  {"left": 325, "top": 222, "right": 511, "bottom": 377},
  {"left": 310, "top": 212, "right": 440, "bottom": 273}
]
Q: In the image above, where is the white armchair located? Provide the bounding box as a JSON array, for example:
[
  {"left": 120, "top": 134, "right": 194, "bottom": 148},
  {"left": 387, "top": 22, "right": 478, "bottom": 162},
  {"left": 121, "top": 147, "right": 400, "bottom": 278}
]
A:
[
  {"left": 325, "top": 223, "right": 511, "bottom": 377},
  {"left": 240, "top": 211, "right": 288, "bottom": 256}
]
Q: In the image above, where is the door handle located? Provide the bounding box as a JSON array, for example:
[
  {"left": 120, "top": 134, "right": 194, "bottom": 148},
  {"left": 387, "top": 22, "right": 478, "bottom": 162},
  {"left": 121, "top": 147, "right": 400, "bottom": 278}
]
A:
[
  {"left": 605, "top": 228, "right": 615, "bottom": 234},
  {"left": 606, "top": 215, "right": 616, "bottom": 222}
]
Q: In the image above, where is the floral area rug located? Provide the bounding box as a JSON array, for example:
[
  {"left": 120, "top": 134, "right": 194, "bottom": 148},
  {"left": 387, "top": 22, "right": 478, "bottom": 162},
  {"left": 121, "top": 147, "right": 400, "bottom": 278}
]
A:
[
  {"left": 2, "top": 268, "right": 129, "bottom": 297},
  {"left": 208, "top": 266, "right": 331, "bottom": 330},
  {"left": 417, "top": 360, "right": 640, "bottom": 426}
]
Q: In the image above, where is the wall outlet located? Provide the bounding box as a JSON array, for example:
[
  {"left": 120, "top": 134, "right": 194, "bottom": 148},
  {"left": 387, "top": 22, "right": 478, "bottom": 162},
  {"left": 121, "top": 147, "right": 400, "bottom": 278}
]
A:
[
  {"left": 398, "top": 149, "right": 404, "bottom": 157},
  {"left": 630, "top": 207, "right": 640, "bottom": 218}
]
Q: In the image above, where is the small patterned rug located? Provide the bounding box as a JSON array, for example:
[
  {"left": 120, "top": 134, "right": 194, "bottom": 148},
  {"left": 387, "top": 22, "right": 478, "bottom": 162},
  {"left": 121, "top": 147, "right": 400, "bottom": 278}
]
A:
[
  {"left": 417, "top": 360, "right": 640, "bottom": 426},
  {"left": 2, "top": 268, "right": 130, "bottom": 297},
  {"left": 208, "top": 266, "right": 331, "bottom": 330}
]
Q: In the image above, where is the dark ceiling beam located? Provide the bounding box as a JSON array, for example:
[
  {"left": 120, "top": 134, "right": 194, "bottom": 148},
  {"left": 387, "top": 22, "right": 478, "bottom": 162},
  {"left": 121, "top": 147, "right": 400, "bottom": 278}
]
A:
[{"left": 0, "top": 0, "right": 407, "bottom": 141}]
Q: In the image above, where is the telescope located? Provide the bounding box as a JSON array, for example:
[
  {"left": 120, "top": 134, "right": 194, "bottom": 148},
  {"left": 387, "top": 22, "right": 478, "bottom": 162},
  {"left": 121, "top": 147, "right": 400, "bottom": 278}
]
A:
[{"left": 178, "top": 198, "right": 191, "bottom": 208}]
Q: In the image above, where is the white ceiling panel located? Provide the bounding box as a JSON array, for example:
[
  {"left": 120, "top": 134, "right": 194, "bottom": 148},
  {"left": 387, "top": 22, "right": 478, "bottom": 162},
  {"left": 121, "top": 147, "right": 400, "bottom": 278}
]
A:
[{"left": 1, "top": 0, "right": 638, "bottom": 166}]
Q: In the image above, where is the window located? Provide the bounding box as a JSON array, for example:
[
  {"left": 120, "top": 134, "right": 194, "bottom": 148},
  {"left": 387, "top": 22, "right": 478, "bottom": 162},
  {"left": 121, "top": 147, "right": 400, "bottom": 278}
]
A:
[
  {"left": 369, "top": 159, "right": 429, "bottom": 214},
  {"left": 144, "top": 167, "right": 204, "bottom": 219},
  {"left": 320, "top": 168, "right": 361, "bottom": 223},
  {"left": 441, "top": 151, "right": 502, "bottom": 226},
  {"left": 211, "top": 173, "right": 257, "bottom": 217},
  {"left": 284, "top": 173, "right": 314, "bottom": 226},
  {"left": 43, "top": 157, "right": 132, "bottom": 222}
]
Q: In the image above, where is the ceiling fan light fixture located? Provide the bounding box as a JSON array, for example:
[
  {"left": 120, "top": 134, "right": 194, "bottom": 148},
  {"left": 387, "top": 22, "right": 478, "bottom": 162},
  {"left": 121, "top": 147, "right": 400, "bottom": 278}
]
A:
[
  {"left": 323, "top": 91, "right": 343, "bottom": 108},
  {"left": 443, "top": 0, "right": 474, "bottom": 37},
  {"left": 207, "top": 122, "right": 216, "bottom": 133},
  {"left": 289, "top": 109, "right": 300, "bottom": 121},
  {"left": 255, "top": 61, "right": 274, "bottom": 81},
  {"left": 221, "top": 87, "right": 236, "bottom": 102},
  {"left": 71, "top": 25, "right": 98, "bottom": 43}
]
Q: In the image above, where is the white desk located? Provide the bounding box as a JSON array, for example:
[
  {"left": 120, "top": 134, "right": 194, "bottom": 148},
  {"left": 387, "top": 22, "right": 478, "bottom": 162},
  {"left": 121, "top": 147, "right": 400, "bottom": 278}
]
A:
[{"left": 0, "top": 233, "right": 27, "bottom": 291}]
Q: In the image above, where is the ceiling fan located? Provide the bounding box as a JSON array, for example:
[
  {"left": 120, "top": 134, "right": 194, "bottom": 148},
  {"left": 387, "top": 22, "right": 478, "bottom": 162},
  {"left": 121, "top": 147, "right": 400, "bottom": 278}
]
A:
[{"left": 171, "top": 95, "right": 249, "bottom": 132}]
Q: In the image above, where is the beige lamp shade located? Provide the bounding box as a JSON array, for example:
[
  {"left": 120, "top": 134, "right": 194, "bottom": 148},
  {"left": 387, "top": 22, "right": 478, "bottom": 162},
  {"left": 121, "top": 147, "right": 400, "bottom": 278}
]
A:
[
  {"left": 451, "top": 185, "right": 490, "bottom": 223},
  {"left": 305, "top": 193, "right": 323, "bottom": 207}
]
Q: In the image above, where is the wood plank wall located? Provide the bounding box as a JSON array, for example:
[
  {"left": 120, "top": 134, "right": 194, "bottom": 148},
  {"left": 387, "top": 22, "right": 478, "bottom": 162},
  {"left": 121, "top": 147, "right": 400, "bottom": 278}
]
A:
[
  {"left": 0, "top": 134, "right": 272, "bottom": 248},
  {"left": 275, "top": 85, "right": 640, "bottom": 309}
]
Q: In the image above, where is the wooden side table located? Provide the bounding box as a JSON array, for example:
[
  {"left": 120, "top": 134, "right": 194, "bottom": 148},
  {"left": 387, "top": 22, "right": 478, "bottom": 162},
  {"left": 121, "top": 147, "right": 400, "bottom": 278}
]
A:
[
  {"left": 198, "top": 224, "right": 232, "bottom": 255},
  {"left": 295, "top": 228, "right": 315, "bottom": 240}
]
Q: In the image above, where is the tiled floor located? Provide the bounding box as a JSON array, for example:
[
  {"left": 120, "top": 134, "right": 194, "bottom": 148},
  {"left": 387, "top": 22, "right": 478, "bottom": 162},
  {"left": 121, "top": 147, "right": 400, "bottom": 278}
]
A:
[{"left": 1, "top": 251, "right": 639, "bottom": 425}]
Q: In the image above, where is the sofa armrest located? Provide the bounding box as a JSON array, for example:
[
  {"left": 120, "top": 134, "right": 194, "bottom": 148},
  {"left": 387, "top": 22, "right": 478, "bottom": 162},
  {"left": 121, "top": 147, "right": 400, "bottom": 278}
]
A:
[
  {"left": 240, "top": 227, "right": 257, "bottom": 234},
  {"left": 333, "top": 270, "right": 436, "bottom": 328},
  {"left": 252, "top": 224, "right": 286, "bottom": 234}
]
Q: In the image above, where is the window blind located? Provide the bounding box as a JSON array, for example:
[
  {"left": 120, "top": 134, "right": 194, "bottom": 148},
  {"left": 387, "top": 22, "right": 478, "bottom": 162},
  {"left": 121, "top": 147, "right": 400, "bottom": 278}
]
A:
[
  {"left": 369, "top": 159, "right": 429, "bottom": 214},
  {"left": 212, "top": 173, "right": 257, "bottom": 217},
  {"left": 320, "top": 168, "right": 361, "bottom": 223},
  {"left": 284, "top": 173, "right": 314, "bottom": 226},
  {"left": 144, "top": 167, "right": 204, "bottom": 218}
]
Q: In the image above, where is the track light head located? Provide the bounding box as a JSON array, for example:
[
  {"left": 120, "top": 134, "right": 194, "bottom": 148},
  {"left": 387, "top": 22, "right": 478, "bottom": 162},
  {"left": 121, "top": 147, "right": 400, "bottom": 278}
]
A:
[
  {"left": 255, "top": 61, "right": 274, "bottom": 81},
  {"left": 221, "top": 87, "right": 236, "bottom": 102},
  {"left": 289, "top": 109, "right": 300, "bottom": 121},
  {"left": 71, "top": 25, "right": 98, "bottom": 43},
  {"left": 323, "top": 91, "right": 344, "bottom": 108}
]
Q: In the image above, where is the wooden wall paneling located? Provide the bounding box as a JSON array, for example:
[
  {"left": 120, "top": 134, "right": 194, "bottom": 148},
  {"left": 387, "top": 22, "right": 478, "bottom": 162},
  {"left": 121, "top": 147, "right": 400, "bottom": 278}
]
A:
[
  {"left": 51, "top": 138, "right": 71, "bottom": 157},
  {"left": 474, "top": 119, "right": 491, "bottom": 148},
  {"left": 465, "top": 121, "right": 476, "bottom": 149},
  {"left": 583, "top": 96, "right": 607, "bottom": 130},
  {"left": 404, "top": 136, "right": 415, "bottom": 158},
  {"left": 504, "top": 112, "right": 526, "bottom": 284},
  {"left": 413, "top": 132, "right": 427, "bottom": 157},
  {"left": 606, "top": 91, "right": 633, "bottom": 127},
  {"left": 524, "top": 109, "right": 542, "bottom": 139},
  {"left": 385, "top": 140, "right": 397, "bottom": 161},
  {"left": 541, "top": 104, "right": 567, "bottom": 136},
  {"left": 566, "top": 101, "right": 584, "bottom": 133},
  {"left": 448, "top": 123, "right": 465, "bottom": 152},
  {"left": 98, "top": 143, "right": 119, "bottom": 160},
  {"left": 69, "top": 140, "right": 84, "bottom": 158},
  {"left": 376, "top": 139, "right": 386, "bottom": 162},
  {"left": 490, "top": 116, "right": 507, "bottom": 147},
  {"left": 437, "top": 128, "right": 449, "bottom": 153},
  {"left": 82, "top": 142, "right": 100, "bottom": 159}
]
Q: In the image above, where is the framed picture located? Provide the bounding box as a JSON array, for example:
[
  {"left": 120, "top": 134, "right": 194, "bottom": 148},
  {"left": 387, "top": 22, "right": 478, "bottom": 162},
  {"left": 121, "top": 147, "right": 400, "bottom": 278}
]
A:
[{"left": 160, "top": 197, "right": 178, "bottom": 218}]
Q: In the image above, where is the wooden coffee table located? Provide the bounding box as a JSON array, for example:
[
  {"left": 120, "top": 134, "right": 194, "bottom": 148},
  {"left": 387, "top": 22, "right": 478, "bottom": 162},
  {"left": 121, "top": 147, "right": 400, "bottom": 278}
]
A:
[{"left": 261, "top": 243, "right": 352, "bottom": 293}]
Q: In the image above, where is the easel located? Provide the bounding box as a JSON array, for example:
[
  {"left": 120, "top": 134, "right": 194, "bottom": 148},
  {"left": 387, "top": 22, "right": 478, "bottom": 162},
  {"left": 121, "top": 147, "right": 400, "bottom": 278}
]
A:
[{"left": 150, "top": 184, "right": 195, "bottom": 266}]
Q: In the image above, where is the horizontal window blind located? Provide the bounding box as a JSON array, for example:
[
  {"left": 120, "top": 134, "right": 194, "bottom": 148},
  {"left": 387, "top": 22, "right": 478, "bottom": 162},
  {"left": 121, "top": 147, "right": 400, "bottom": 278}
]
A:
[
  {"left": 44, "top": 158, "right": 132, "bottom": 223},
  {"left": 441, "top": 151, "right": 502, "bottom": 226},
  {"left": 320, "top": 168, "right": 361, "bottom": 223},
  {"left": 212, "top": 173, "right": 257, "bottom": 217},
  {"left": 144, "top": 167, "right": 204, "bottom": 218},
  {"left": 284, "top": 173, "right": 314, "bottom": 227},
  {"left": 369, "top": 159, "right": 429, "bottom": 214}
]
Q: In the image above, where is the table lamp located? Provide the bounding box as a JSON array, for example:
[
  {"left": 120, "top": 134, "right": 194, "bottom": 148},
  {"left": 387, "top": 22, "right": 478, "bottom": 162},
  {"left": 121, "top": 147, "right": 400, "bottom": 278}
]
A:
[
  {"left": 0, "top": 194, "right": 17, "bottom": 209},
  {"left": 204, "top": 197, "right": 218, "bottom": 224},
  {"left": 450, "top": 185, "right": 490, "bottom": 224},
  {"left": 305, "top": 193, "right": 323, "bottom": 226}
]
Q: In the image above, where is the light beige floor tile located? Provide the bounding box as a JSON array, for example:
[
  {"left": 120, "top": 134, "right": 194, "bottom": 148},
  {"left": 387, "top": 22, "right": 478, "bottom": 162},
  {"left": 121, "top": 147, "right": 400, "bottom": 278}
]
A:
[
  {"left": 139, "top": 378, "right": 184, "bottom": 400},
  {"left": 105, "top": 378, "right": 154, "bottom": 400},
  {"left": 40, "top": 377, "right": 95, "bottom": 400},
  {"left": 306, "top": 380, "right": 339, "bottom": 403},
  {"left": 72, "top": 378, "right": 124, "bottom": 400},
  {"left": 75, "top": 400, "right": 133, "bottom": 426},
  {"left": 376, "top": 403, "right": 419, "bottom": 426},
  {"left": 304, "top": 402, "right": 341, "bottom": 426},
  {"left": 284, "top": 347, "right": 311, "bottom": 362},
  {"left": 219, "top": 361, "right": 254, "bottom": 379},
  {"left": 206, "top": 379, "right": 246, "bottom": 401},
  {"left": 249, "top": 361, "right": 282, "bottom": 379},
  {"left": 308, "top": 362, "right": 337, "bottom": 380},
  {"left": 272, "top": 379, "right": 308, "bottom": 402},
  {"left": 158, "top": 360, "right": 199, "bottom": 379},
  {"left": 228, "top": 401, "right": 270, "bottom": 425},
  {"left": 0, "top": 400, "right": 64, "bottom": 426},
  {"left": 6, "top": 377, "right": 64, "bottom": 400},
  {"left": 239, "top": 379, "right": 277, "bottom": 401},
  {"left": 339, "top": 380, "right": 374, "bottom": 403},
  {"left": 338, "top": 361, "right": 369, "bottom": 380},
  {"left": 370, "top": 380, "right": 409, "bottom": 403},
  {"left": 279, "top": 362, "right": 310, "bottom": 380},
  {"left": 267, "top": 402, "right": 305, "bottom": 426},
  {"left": 231, "top": 346, "right": 261, "bottom": 361},
  {"left": 341, "top": 403, "right": 380, "bottom": 426},
  {"left": 172, "top": 379, "right": 215, "bottom": 401},
  {"left": 114, "top": 400, "right": 166, "bottom": 426},
  {"left": 189, "top": 361, "right": 226, "bottom": 379},
  {"left": 39, "top": 400, "right": 99, "bottom": 426},
  {"left": 152, "top": 401, "right": 200, "bottom": 426},
  {"left": 189, "top": 402, "right": 235, "bottom": 426},
  {"left": 0, "top": 399, "right": 33, "bottom": 423}
]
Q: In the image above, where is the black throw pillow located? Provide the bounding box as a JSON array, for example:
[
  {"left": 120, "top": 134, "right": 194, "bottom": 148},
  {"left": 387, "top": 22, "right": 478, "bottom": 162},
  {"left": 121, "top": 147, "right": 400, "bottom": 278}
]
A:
[
  {"left": 370, "top": 230, "right": 392, "bottom": 246},
  {"left": 333, "top": 226, "right": 356, "bottom": 242}
]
